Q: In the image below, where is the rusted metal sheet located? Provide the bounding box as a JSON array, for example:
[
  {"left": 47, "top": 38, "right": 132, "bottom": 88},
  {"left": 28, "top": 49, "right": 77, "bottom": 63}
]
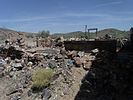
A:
[{"left": 64, "top": 40, "right": 117, "bottom": 53}]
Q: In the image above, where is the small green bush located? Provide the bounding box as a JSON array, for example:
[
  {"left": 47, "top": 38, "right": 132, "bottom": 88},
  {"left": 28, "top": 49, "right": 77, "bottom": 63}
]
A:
[{"left": 32, "top": 68, "right": 54, "bottom": 91}]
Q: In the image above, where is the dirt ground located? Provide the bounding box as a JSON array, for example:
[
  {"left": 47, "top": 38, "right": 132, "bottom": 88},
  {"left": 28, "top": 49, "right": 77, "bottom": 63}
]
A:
[{"left": 59, "top": 67, "right": 88, "bottom": 100}]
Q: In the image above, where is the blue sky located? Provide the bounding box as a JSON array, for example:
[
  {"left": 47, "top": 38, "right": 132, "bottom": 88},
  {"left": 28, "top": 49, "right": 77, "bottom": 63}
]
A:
[{"left": 0, "top": 0, "right": 133, "bottom": 33}]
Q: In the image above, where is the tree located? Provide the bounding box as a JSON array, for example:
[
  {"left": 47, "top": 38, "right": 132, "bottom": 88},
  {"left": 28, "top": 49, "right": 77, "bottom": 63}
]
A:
[{"left": 37, "top": 30, "right": 50, "bottom": 38}]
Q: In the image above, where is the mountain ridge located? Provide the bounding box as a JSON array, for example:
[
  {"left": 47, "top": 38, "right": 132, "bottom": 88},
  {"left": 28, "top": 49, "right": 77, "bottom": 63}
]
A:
[
  {"left": 53, "top": 28, "right": 129, "bottom": 38},
  {"left": 0, "top": 28, "right": 129, "bottom": 40}
]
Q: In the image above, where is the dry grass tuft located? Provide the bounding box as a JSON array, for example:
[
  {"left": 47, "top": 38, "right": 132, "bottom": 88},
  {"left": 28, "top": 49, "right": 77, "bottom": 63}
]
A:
[{"left": 32, "top": 68, "right": 54, "bottom": 90}]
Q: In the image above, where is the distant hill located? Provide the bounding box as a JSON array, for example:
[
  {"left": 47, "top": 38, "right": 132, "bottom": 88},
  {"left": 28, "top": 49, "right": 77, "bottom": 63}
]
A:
[
  {"left": 0, "top": 28, "right": 129, "bottom": 41},
  {"left": 0, "top": 28, "right": 17, "bottom": 39},
  {"left": 97, "top": 28, "right": 129, "bottom": 38},
  {"left": 52, "top": 28, "right": 129, "bottom": 39},
  {"left": 0, "top": 28, "right": 31, "bottom": 41}
]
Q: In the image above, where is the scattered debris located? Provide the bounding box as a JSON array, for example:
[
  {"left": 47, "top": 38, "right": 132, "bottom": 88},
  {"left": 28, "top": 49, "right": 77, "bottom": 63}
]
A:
[{"left": 0, "top": 28, "right": 132, "bottom": 100}]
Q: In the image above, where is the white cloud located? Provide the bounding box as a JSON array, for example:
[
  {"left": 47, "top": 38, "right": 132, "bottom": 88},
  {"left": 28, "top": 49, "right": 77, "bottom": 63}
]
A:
[
  {"left": 96, "top": 1, "right": 122, "bottom": 7},
  {"left": 0, "top": 15, "right": 64, "bottom": 23},
  {"left": 0, "top": 17, "right": 44, "bottom": 22},
  {"left": 0, "top": 13, "right": 110, "bottom": 23},
  {"left": 65, "top": 13, "right": 110, "bottom": 17}
]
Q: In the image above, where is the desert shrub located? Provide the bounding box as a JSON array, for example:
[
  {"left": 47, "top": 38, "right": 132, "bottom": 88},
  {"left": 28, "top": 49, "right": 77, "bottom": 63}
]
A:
[
  {"left": 32, "top": 68, "right": 54, "bottom": 91},
  {"left": 37, "top": 30, "right": 50, "bottom": 38}
]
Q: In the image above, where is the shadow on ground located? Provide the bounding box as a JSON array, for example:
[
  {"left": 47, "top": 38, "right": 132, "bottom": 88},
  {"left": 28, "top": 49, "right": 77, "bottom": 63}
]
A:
[{"left": 75, "top": 49, "right": 133, "bottom": 100}]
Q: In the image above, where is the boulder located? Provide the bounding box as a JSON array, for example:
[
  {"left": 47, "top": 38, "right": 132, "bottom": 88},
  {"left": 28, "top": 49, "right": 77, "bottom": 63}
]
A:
[
  {"left": 48, "top": 60, "right": 57, "bottom": 69},
  {"left": 74, "top": 57, "right": 82, "bottom": 67},
  {"left": 67, "top": 51, "right": 78, "bottom": 59},
  {"left": 41, "top": 88, "right": 51, "bottom": 100},
  {"left": 77, "top": 51, "right": 84, "bottom": 57},
  {"left": 11, "top": 63, "right": 23, "bottom": 70}
]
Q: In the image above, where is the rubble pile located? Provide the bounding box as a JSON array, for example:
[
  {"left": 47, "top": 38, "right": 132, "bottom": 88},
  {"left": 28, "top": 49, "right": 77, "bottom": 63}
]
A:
[
  {"left": 75, "top": 50, "right": 133, "bottom": 100},
  {"left": 3, "top": 35, "right": 133, "bottom": 100},
  {"left": 0, "top": 37, "right": 94, "bottom": 100},
  {"left": 1, "top": 28, "right": 133, "bottom": 100}
]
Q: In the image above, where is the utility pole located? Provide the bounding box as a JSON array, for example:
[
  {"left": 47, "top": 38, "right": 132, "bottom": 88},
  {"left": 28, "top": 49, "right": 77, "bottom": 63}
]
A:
[
  {"left": 88, "top": 29, "right": 90, "bottom": 39},
  {"left": 85, "top": 25, "right": 88, "bottom": 39},
  {"left": 85, "top": 25, "right": 87, "bottom": 33}
]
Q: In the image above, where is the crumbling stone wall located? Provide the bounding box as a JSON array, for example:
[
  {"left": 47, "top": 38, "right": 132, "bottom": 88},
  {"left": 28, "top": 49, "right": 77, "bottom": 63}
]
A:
[{"left": 75, "top": 49, "right": 133, "bottom": 100}]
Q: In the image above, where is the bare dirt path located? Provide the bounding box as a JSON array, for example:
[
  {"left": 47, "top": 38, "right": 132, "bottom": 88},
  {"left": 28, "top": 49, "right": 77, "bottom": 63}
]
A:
[{"left": 59, "top": 67, "right": 87, "bottom": 100}]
